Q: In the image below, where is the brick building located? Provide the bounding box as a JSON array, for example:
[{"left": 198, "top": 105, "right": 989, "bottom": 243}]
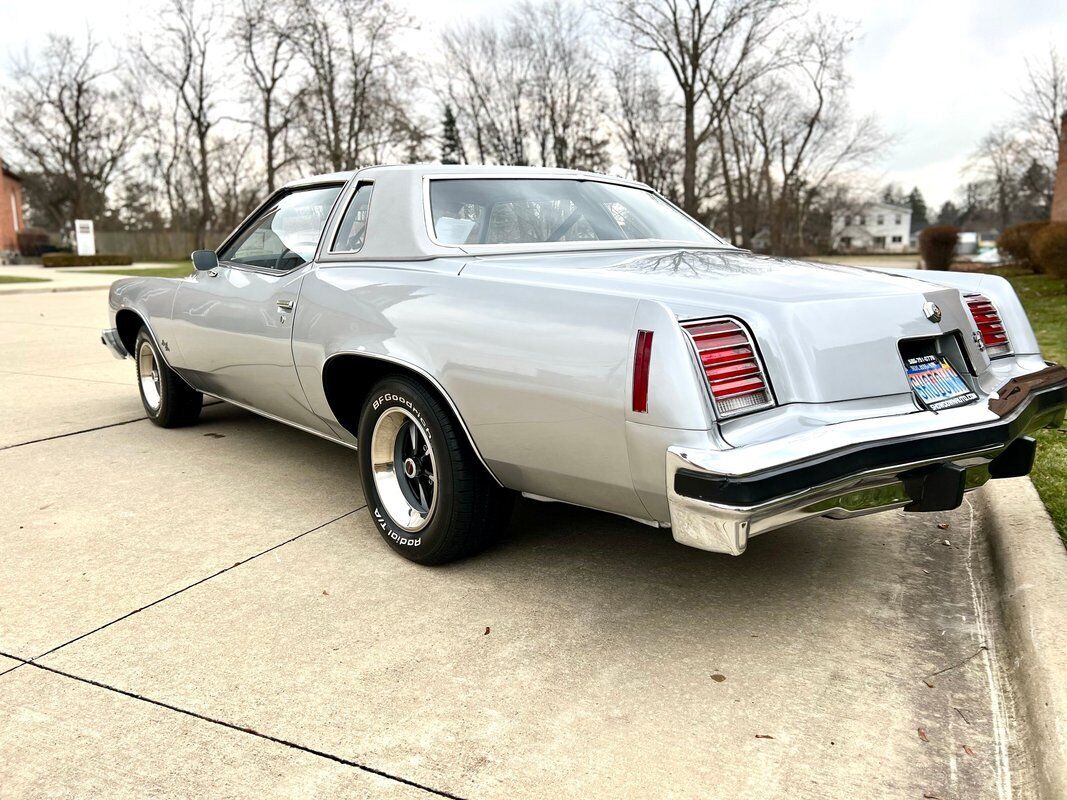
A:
[
  {"left": 0, "top": 158, "right": 26, "bottom": 255},
  {"left": 1053, "top": 112, "right": 1067, "bottom": 222}
]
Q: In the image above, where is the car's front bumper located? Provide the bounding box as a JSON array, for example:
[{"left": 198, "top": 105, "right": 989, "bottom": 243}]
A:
[
  {"left": 667, "top": 365, "right": 1067, "bottom": 555},
  {"left": 101, "top": 328, "right": 128, "bottom": 359}
]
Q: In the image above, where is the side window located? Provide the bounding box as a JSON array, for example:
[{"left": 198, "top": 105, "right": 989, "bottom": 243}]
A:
[
  {"left": 219, "top": 185, "right": 341, "bottom": 271},
  {"left": 332, "top": 183, "right": 374, "bottom": 251}
]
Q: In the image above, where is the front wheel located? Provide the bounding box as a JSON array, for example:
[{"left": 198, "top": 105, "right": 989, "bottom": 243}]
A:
[
  {"left": 134, "top": 329, "right": 203, "bottom": 427},
  {"left": 358, "top": 375, "right": 512, "bottom": 564}
]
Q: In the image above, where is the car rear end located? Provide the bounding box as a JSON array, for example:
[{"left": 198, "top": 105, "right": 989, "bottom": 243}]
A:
[{"left": 625, "top": 272, "right": 1067, "bottom": 555}]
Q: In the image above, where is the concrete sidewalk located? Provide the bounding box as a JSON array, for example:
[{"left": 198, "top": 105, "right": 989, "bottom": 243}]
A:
[{"left": 0, "top": 289, "right": 1042, "bottom": 799}]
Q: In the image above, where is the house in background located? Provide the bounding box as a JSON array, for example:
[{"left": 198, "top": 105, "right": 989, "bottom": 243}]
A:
[
  {"left": 0, "top": 157, "right": 26, "bottom": 256},
  {"left": 831, "top": 202, "right": 911, "bottom": 253}
]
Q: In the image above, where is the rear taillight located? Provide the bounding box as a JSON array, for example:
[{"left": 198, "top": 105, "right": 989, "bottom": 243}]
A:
[
  {"left": 682, "top": 318, "right": 774, "bottom": 418},
  {"left": 965, "top": 294, "right": 1012, "bottom": 358}
]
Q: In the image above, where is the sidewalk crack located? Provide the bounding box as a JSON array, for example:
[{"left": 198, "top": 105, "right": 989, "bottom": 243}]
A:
[
  {"left": 7, "top": 506, "right": 365, "bottom": 672},
  {"left": 0, "top": 652, "right": 466, "bottom": 799}
]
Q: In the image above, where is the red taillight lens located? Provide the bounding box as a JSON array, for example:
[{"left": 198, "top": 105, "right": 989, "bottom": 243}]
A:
[
  {"left": 965, "top": 294, "right": 1012, "bottom": 358},
  {"left": 682, "top": 318, "right": 774, "bottom": 418},
  {"left": 632, "top": 330, "right": 653, "bottom": 413}
]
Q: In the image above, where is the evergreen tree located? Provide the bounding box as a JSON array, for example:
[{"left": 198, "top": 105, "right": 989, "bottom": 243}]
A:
[
  {"left": 937, "top": 200, "right": 960, "bottom": 226},
  {"left": 907, "top": 187, "right": 928, "bottom": 232},
  {"left": 441, "top": 106, "right": 461, "bottom": 165}
]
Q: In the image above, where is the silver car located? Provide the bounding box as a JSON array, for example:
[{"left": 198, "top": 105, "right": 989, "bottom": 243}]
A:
[{"left": 102, "top": 165, "right": 1067, "bottom": 564}]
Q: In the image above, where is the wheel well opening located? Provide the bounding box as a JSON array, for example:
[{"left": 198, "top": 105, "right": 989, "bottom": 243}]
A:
[
  {"left": 322, "top": 354, "right": 429, "bottom": 437},
  {"left": 115, "top": 309, "right": 144, "bottom": 355}
]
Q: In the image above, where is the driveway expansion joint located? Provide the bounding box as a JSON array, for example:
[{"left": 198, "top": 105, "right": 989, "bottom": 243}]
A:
[
  {"left": 6, "top": 506, "right": 366, "bottom": 674},
  {"left": 0, "top": 653, "right": 466, "bottom": 800}
]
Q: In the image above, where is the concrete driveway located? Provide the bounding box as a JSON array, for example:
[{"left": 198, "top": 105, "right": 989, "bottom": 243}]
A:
[{"left": 0, "top": 289, "right": 1034, "bottom": 799}]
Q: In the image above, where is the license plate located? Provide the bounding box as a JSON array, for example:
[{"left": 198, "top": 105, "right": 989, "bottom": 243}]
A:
[{"left": 905, "top": 355, "right": 978, "bottom": 411}]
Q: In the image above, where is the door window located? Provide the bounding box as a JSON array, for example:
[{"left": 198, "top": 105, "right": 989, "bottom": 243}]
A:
[
  {"left": 332, "top": 183, "right": 374, "bottom": 252},
  {"left": 220, "top": 185, "right": 341, "bottom": 271}
]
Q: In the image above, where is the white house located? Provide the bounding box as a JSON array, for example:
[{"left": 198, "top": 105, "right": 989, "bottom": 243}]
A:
[{"left": 831, "top": 202, "right": 912, "bottom": 253}]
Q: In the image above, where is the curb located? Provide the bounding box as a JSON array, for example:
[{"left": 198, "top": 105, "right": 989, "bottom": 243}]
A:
[
  {"left": 979, "top": 477, "right": 1067, "bottom": 799},
  {"left": 0, "top": 284, "right": 110, "bottom": 296}
]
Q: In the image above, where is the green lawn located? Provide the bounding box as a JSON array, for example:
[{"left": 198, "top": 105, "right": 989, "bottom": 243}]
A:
[
  {"left": 85, "top": 263, "right": 194, "bottom": 278},
  {"left": 993, "top": 267, "right": 1067, "bottom": 540},
  {"left": 0, "top": 275, "right": 49, "bottom": 284}
]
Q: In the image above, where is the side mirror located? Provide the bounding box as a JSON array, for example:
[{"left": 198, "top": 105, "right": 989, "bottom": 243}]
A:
[{"left": 191, "top": 250, "right": 219, "bottom": 271}]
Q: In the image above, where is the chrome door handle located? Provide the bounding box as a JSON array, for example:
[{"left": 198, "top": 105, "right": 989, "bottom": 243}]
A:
[{"left": 276, "top": 300, "right": 295, "bottom": 311}]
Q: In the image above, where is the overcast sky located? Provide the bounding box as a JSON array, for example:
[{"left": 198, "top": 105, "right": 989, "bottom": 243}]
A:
[{"left": 2, "top": 0, "right": 1064, "bottom": 209}]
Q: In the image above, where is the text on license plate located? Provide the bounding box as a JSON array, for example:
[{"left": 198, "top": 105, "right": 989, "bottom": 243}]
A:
[{"left": 905, "top": 355, "right": 978, "bottom": 411}]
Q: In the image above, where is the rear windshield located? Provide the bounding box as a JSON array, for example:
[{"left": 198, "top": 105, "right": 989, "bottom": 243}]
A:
[{"left": 428, "top": 178, "right": 720, "bottom": 246}]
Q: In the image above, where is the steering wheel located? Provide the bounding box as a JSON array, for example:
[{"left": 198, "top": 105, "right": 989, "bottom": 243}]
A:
[{"left": 273, "top": 247, "right": 298, "bottom": 271}]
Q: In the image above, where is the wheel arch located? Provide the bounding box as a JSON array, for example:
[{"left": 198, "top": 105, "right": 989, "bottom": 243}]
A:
[
  {"left": 321, "top": 351, "right": 503, "bottom": 487},
  {"left": 115, "top": 308, "right": 146, "bottom": 356}
]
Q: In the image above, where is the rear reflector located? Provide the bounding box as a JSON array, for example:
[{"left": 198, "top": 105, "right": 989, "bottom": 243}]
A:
[
  {"left": 682, "top": 318, "right": 774, "bottom": 418},
  {"left": 632, "top": 330, "right": 653, "bottom": 413},
  {"left": 964, "top": 294, "right": 1012, "bottom": 358}
]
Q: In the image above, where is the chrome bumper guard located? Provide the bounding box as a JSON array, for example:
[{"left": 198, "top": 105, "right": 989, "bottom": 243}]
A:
[
  {"left": 101, "top": 328, "right": 128, "bottom": 359},
  {"left": 667, "top": 372, "right": 1067, "bottom": 555}
]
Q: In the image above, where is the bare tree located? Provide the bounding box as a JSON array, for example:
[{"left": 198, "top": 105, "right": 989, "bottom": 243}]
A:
[
  {"left": 609, "top": 57, "right": 682, "bottom": 198},
  {"left": 136, "top": 0, "right": 224, "bottom": 248},
  {"left": 4, "top": 33, "right": 139, "bottom": 228},
  {"left": 969, "top": 127, "right": 1026, "bottom": 228},
  {"left": 441, "top": 0, "right": 608, "bottom": 169},
  {"left": 609, "top": 0, "right": 793, "bottom": 216},
  {"left": 232, "top": 0, "right": 302, "bottom": 192},
  {"left": 441, "top": 19, "right": 535, "bottom": 165},
  {"left": 1015, "top": 47, "right": 1067, "bottom": 168},
  {"left": 739, "top": 20, "right": 887, "bottom": 252},
  {"left": 292, "top": 0, "right": 420, "bottom": 172},
  {"left": 519, "top": 0, "right": 608, "bottom": 170}
]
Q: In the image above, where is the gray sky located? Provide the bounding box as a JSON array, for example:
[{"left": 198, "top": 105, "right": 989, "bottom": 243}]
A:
[{"left": 2, "top": 0, "right": 1065, "bottom": 209}]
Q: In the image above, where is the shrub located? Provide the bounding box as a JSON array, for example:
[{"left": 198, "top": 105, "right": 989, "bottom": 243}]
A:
[
  {"left": 41, "top": 253, "right": 134, "bottom": 268},
  {"left": 918, "top": 225, "right": 959, "bottom": 270},
  {"left": 997, "top": 221, "right": 1048, "bottom": 270},
  {"left": 15, "top": 228, "right": 52, "bottom": 257},
  {"left": 1031, "top": 222, "right": 1067, "bottom": 279}
]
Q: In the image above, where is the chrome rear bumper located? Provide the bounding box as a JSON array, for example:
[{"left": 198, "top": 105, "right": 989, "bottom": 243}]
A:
[{"left": 667, "top": 368, "right": 1067, "bottom": 555}]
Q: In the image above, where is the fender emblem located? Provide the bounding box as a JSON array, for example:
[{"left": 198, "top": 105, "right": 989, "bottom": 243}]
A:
[
  {"left": 922, "top": 302, "right": 942, "bottom": 323},
  {"left": 160, "top": 339, "right": 170, "bottom": 352}
]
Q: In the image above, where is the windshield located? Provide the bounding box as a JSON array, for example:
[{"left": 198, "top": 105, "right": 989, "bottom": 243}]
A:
[{"left": 428, "top": 178, "right": 720, "bottom": 247}]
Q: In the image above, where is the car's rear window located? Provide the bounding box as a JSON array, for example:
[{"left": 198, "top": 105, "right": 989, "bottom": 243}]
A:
[{"left": 428, "top": 178, "right": 719, "bottom": 246}]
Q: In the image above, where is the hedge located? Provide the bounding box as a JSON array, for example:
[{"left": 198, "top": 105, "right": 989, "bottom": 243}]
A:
[
  {"left": 41, "top": 253, "right": 134, "bottom": 268},
  {"left": 1031, "top": 222, "right": 1067, "bottom": 280},
  {"left": 997, "top": 221, "right": 1048, "bottom": 270},
  {"left": 919, "top": 225, "right": 959, "bottom": 270}
]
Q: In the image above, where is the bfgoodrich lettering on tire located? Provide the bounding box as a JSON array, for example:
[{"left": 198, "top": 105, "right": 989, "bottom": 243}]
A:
[{"left": 358, "top": 375, "right": 512, "bottom": 564}]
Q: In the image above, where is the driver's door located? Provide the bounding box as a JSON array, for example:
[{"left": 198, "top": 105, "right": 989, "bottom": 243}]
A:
[{"left": 171, "top": 183, "right": 343, "bottom": 432}]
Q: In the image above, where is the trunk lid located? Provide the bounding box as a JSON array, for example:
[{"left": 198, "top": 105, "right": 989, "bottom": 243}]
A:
[{"left": 460, "top": 247, "right": 984, "bottom": 406}]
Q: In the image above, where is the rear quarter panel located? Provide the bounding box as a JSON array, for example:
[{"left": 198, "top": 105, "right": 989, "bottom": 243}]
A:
[{"left": 294, "top": 262, "right": 665, "bottom": 520}]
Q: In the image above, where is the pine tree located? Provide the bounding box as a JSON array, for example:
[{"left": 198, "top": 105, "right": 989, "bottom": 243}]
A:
[
  {"left": 907, "top": 187, "right": 929, "bottom": 232},
  {"left": 441, "top": 106, "right": 461, "bottom": 165}
]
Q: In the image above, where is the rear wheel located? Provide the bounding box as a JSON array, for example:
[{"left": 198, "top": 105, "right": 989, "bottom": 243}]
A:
[
  {"left": 358, "top": 375, "right": 512, "bottom": 564},
  {"left": 135, "top": 329, "right": 203, "bottom": 428}
]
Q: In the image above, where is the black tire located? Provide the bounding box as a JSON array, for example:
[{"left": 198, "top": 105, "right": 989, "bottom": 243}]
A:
[
  {"left": 358, "top": 375, "right": 513, "bottom": 565},
  {"left": 134, "top": 328, "right": 203, "bottom": 428}
]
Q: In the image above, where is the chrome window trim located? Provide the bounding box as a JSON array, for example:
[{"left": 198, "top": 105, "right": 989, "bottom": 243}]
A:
[
  {"left": 680, "top": 315, "right": 778, "bottom": 421},
  {"left": 327, "top": 180, "right": 375, "bottom": 255},
  {"left": 216, "top": 182, "right": 347, "bottom": 275}
]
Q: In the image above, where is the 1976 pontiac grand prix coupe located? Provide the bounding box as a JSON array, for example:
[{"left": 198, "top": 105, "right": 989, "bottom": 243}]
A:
[{"left": 103, "top": 165, "right": 1067, "bottom": 564}]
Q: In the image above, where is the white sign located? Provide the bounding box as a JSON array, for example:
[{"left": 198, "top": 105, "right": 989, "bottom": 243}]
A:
[{"left": 74, "top": 219, "right": 96, "bottom": 256}]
